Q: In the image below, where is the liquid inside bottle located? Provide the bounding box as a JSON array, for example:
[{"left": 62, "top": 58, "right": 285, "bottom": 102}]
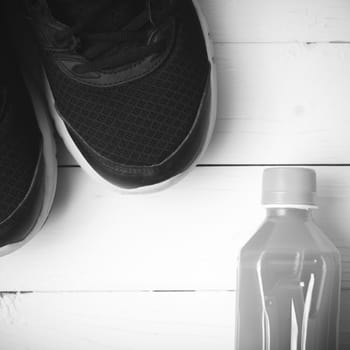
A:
[{"left": 235, "top": 169, "right": 341, "bottom": 350}]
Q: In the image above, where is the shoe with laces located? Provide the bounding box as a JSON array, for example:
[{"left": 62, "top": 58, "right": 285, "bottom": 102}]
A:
[
  {"left": 0, "top": 21, "right": 57, "bottom": 256},
  {"left": 9, "top": 0, "right": 217, "bottom": 191}
]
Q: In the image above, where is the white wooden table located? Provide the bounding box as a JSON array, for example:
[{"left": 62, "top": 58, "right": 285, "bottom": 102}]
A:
[{"left": 2, "top": 1, "right": 350, "bottom": 348}]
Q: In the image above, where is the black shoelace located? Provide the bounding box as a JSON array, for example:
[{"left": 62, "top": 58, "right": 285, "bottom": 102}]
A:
[{"left": 54, "top": 0, "right": 174, "bottom": 73}]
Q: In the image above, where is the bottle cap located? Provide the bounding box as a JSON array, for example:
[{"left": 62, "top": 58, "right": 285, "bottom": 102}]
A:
[{"left": 262, "top": 167, "right": 317, "bottom": 208}]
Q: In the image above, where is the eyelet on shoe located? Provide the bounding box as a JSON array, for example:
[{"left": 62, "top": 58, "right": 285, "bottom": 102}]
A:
[
  {"left": 71, "top": 64, "right": 85, "bottom": 74},
  {"left": 53, "top": 31, "right": 80, "bottom": 51},
  {"left": 54, "top": 31, "right": 70, "bottom": 49}
]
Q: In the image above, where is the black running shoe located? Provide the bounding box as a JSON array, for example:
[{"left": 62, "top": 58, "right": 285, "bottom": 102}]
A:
[
  {"left": 11, "top": 0, "right": 216, "bottom": 191},
  {"left": 0, "top": 20, "right": 57, "bottom": 256}
]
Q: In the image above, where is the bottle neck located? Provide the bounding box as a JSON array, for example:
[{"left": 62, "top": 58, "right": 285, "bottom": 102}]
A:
[{"left": 265, "top": 207, "right": 312, "bottom": 219}]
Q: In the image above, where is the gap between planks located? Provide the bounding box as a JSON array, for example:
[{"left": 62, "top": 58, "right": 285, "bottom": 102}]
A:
[
  {"left": 214, "top": 41, "right": 350, "bottom": 44},
  {"left": 2, "top": 287, "right": 350, "bottom": 294},
  {"left": 0, "top": 290, "right": 235, "bottom": 295},
  {"left": 58, "top": 164, "right": 350, "bottom": 169}
]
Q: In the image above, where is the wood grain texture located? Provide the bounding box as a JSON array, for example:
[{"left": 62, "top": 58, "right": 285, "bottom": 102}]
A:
[
  {"left": 1, "top": 167, "right": 350, "bottom": 291},
  {"left": 0, "top": 291, "right": 349, "bottom": 349},
  {"left": 199, "top": 0, "right": 350, "bottom": 43},
  {"left": 0, "top": 292, "right": 234, "bottom": 350},
  {"left": 58, "top": 43, "right": 350, "bottom": 166}
]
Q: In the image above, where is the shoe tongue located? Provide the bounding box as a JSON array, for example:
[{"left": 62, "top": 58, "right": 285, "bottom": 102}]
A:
[{"left": 48, "top": 0, "right": 145, "bottom": 32}]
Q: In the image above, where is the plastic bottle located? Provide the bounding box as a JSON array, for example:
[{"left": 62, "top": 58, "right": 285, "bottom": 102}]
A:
[{"left": 235, "top": 167, "right": 341, "bottom": 350}]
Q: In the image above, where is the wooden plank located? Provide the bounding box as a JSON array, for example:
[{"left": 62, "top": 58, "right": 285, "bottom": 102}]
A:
[
  {"left": 199, "top": 0, "right": 350, "bottom": 43},
  {"left": 210, "top": 43, "right": 350, "bottom": 165},
  {"left": 0, "top": 291, "right": 349, "bottom": 349},
  {"left": 0, "top": 292, "right": 235, "bottom": 350},
  {"left": 1, "top": 167, "right": 350, "bottom": 291},
  {"left": 57, "top": 43, "right": 350, "bottom": 166}
]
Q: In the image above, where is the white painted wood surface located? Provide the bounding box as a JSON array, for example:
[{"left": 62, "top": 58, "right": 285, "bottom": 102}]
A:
[
  {"left": 0, "top": 292, "right": 235, "bottom": 350},
  {"left": 2, "top": 0, "right": 350, "bottom": 348},
  {"left": 200, "top": 0, "right": 350, "bottom": 43},
  {"left": 2, "top": 167, "right": 350, "bottom": 291},
  {"left": 0, "top": 291, "right": 350, "bottom": 350}
]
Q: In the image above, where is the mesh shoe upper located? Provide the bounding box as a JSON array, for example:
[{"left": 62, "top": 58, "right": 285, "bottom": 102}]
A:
[
  {"left": 0, "top": 54, "right": 42, "bottom": 223},
  {"left": 42, "top": 0, "right": 210, "bottom": 167}
]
